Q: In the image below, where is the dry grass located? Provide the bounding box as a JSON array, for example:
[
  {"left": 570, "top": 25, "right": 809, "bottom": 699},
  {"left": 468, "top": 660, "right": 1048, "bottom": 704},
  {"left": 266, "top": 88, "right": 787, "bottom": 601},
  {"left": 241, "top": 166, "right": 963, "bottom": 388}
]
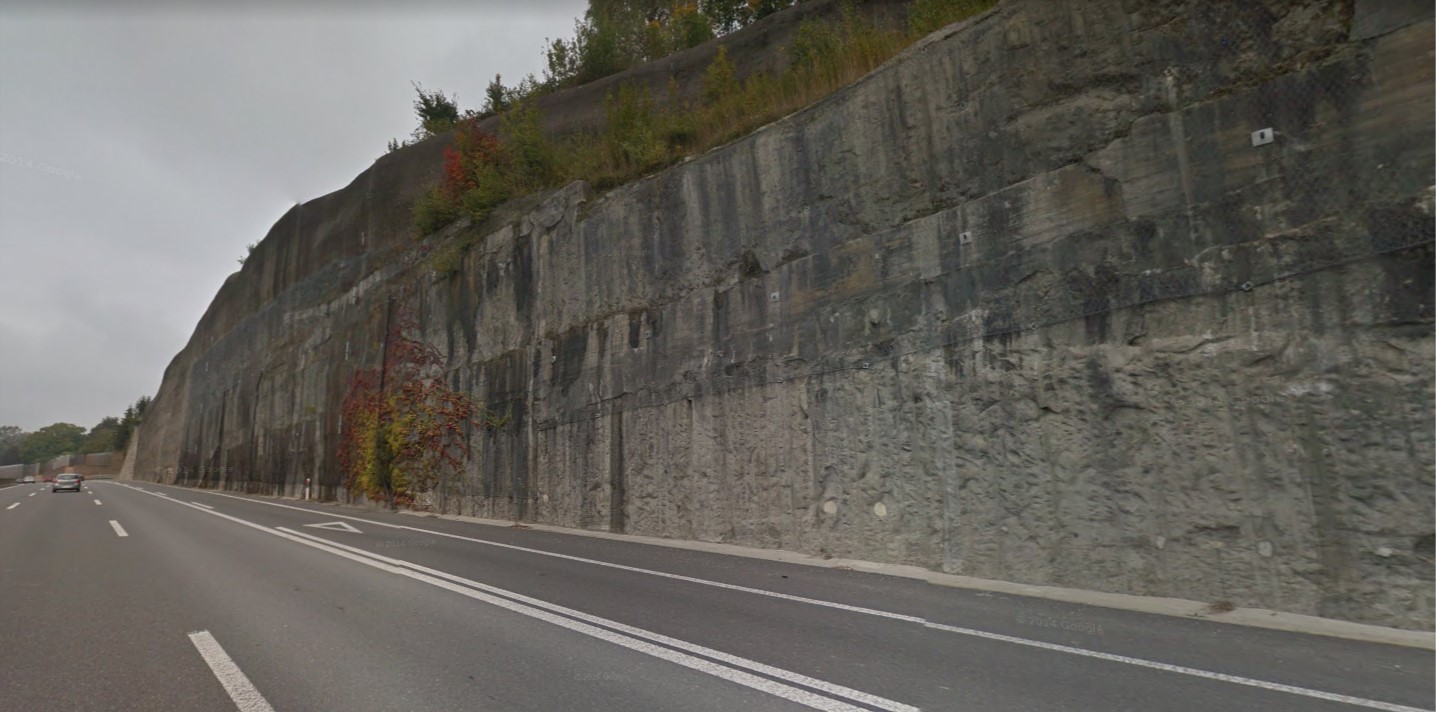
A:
[{"left": 1204, "top": 600, "right": 1237, "bottom": 614}]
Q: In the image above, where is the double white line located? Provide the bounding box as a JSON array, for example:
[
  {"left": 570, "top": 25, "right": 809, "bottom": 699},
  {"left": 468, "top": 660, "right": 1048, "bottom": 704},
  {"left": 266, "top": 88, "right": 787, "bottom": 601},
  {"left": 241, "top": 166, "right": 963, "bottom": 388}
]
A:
[
  {"left": 128, "top": 483, "right": 1430, "bottom": 712},
  {"left": 123, "top": 485, "right": 914, "bottom": 712}
]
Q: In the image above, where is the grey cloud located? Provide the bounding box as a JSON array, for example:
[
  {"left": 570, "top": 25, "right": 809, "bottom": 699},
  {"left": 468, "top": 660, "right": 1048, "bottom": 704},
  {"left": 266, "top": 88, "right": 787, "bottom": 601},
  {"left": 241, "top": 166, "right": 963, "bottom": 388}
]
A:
[{"left": 0, "top": 1, "right": 586, "bottom": 430}]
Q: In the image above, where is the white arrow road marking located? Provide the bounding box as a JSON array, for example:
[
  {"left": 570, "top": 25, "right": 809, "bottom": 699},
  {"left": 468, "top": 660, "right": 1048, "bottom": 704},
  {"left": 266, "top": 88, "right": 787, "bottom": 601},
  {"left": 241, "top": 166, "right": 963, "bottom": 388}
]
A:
[
  {"left": 303, "top": 521, "right": 361, "bottom": 533},
  {"left": 109, "top": 520, "right": 128, "bottom": 537},
  {"left": 188, "top": 630, "right": 275, "bottom": 712}
]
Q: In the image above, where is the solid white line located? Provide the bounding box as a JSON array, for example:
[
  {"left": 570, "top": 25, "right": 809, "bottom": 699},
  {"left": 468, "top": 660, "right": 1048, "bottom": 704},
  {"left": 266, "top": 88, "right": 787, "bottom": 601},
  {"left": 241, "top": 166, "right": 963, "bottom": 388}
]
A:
[
  {"left": 135, "top": 484, "right": 1427, "bottom": 712},
  {"left": 281, "top": 526, "right": 917, "bottom": 712},
  {"left": 128, "top": 488, "right": 891, "bottom": 712},
  {"left": 191, "top": 502, "right": 214, "bottom": 510},
  {"left": 188, "top": 630, "right": 276, "bottom": 712},
  {"left": 5, "top": 503, "right": 17, "bottom": 510},
  {"left": 183, "top": 488, "right": 922, "bottom": 623},
  {"left": 109, "top": 520, "right": 128, "bottom": 537},
  {"left": 94, "top": 499, "right": 102, "bottom": 506},
  {"left": 924, "top": 621, "right": 1429, "bottom": 712}
]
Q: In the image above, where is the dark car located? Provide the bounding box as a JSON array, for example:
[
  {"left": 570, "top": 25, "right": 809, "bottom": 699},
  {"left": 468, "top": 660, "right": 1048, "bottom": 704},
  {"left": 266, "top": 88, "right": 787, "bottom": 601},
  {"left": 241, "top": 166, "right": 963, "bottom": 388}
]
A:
[{"left": 52, "top": 474, "right": 82, "bottom": 493}]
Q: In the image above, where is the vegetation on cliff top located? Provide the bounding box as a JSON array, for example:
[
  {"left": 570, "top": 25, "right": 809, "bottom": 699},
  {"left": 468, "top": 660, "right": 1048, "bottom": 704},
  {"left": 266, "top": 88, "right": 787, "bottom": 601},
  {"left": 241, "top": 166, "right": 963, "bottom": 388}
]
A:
[
  {"left": 388, "top": 0, "right": 805, "bottom": 153},
  {"left": 408, "top": 0, "right": 992, "bottom": 256}
]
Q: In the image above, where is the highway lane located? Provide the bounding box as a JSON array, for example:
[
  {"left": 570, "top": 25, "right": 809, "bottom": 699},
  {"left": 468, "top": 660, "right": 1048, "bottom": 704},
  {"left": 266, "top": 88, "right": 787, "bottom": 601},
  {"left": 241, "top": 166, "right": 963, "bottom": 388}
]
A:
[
  {"left": 2, "top": 480, "right": 1433, "bottom": 711},
  {"left": 0, "top": 481, "right": 237, "bottom": 711},
  {"left": 5, "top": 481, "right": 822, "bottom": 712},
  {"left": 142, "top": 481, "right": 1436, "bottom": 711}
]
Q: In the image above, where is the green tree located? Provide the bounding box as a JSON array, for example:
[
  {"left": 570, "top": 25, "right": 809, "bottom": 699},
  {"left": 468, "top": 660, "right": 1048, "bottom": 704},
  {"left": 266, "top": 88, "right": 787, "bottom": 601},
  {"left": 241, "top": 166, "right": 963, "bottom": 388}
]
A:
[
  {"left": 671, "top": 4, "right": 716, "bottom": 49},
  {"left": 576, "top": 12, "right": 628, "bottom": 82},
  {"left": 543, "top": 35, "right": 580, "bottom": 88},
  {"left": 702, "top": 0, "right": 747, "bottom": 34},
  {"left": 0, "top": 426, "right": 27, "bottom": 466},
  {"left": 0, "top": 425, "right": 23, "bottom": 447},
  {"left": 702, "top": 44, "right": 739, "bottom": 104},
  {"left": 82, "top": 417, "right": 120, "bottom": 453},
  {"left": 112, "top": 396, "right": 152, "bottom": 453},
  {"left": 545, "top": 1, "right": 677, "bottom": 90},
  {"left": 114, "top": 406, "right": 137, "bottom": 452},
  {"left": 483, "top": 74, "right": 510, "bottom": 115},
  {"left": 410, "top": 82, "right": 461, "bottom": 141},
  {"left": 18, "top": 422, "right": 85, "bottom": 464}
]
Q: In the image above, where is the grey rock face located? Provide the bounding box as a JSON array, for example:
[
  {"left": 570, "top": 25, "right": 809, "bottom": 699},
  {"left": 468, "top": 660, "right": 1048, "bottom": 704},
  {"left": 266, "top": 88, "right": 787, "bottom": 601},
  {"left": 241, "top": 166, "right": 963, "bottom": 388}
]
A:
[{"left": 132, "top": 0, "right": 1435, "bottom": 629}]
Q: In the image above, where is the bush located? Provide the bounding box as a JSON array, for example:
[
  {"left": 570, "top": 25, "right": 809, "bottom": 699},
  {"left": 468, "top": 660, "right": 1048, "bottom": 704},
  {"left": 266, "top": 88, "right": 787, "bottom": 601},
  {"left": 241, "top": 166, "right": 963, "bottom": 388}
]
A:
[
  {"left": 429, "top": 236, "right": 473, "bottom": 274},
  {"left": 460, "top": 168, "right": 511, "bottom": 224},
  {"left": 501, "top": 100, "right": 559, "bottom": 191},
  {"left": 414, "top": 186, "right": 459, "bottom": 235},
  {"left": 702, "top": 45, "right": 739, "bottom": 104},
  {"left": 787, "top": 17, "right": 839, "bottom": 72},
  {"left": 603, "top": 83, "right": 667, "bottom": 173}
]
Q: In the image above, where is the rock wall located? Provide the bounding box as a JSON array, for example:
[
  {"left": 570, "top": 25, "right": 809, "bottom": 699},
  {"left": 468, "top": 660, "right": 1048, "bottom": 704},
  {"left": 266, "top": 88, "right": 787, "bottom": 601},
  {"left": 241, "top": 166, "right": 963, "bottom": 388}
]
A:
[{"left": 131, "top": 0, "right": 1436, "bottom": 630}]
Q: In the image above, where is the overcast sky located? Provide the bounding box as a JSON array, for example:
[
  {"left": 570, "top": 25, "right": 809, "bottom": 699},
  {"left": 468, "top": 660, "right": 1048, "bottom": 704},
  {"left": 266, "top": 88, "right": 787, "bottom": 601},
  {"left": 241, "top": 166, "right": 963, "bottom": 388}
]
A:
[{"left": 0, "top": 0, "right": 587, "bottom": 432}]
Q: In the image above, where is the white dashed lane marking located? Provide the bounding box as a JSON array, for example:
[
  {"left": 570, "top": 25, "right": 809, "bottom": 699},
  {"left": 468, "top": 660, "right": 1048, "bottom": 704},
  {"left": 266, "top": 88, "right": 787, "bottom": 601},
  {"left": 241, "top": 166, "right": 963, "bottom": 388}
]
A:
[{"left": 188, "top": 630, "right": 276, "bottom": 712}]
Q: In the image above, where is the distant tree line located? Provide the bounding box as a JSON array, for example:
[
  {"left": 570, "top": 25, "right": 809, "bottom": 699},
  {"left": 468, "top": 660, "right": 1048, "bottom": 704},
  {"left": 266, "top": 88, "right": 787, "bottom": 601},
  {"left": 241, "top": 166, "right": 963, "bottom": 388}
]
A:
[{"left": 0, "top": 395, "right": 151, "bottom": 466}]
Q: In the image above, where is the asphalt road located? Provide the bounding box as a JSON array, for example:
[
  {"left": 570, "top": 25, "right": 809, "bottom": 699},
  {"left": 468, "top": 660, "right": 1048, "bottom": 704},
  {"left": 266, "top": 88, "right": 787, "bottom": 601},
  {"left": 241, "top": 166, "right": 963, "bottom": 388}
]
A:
[{"left": 1, "top": 480, "right": 1431, "bottom": 712}]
